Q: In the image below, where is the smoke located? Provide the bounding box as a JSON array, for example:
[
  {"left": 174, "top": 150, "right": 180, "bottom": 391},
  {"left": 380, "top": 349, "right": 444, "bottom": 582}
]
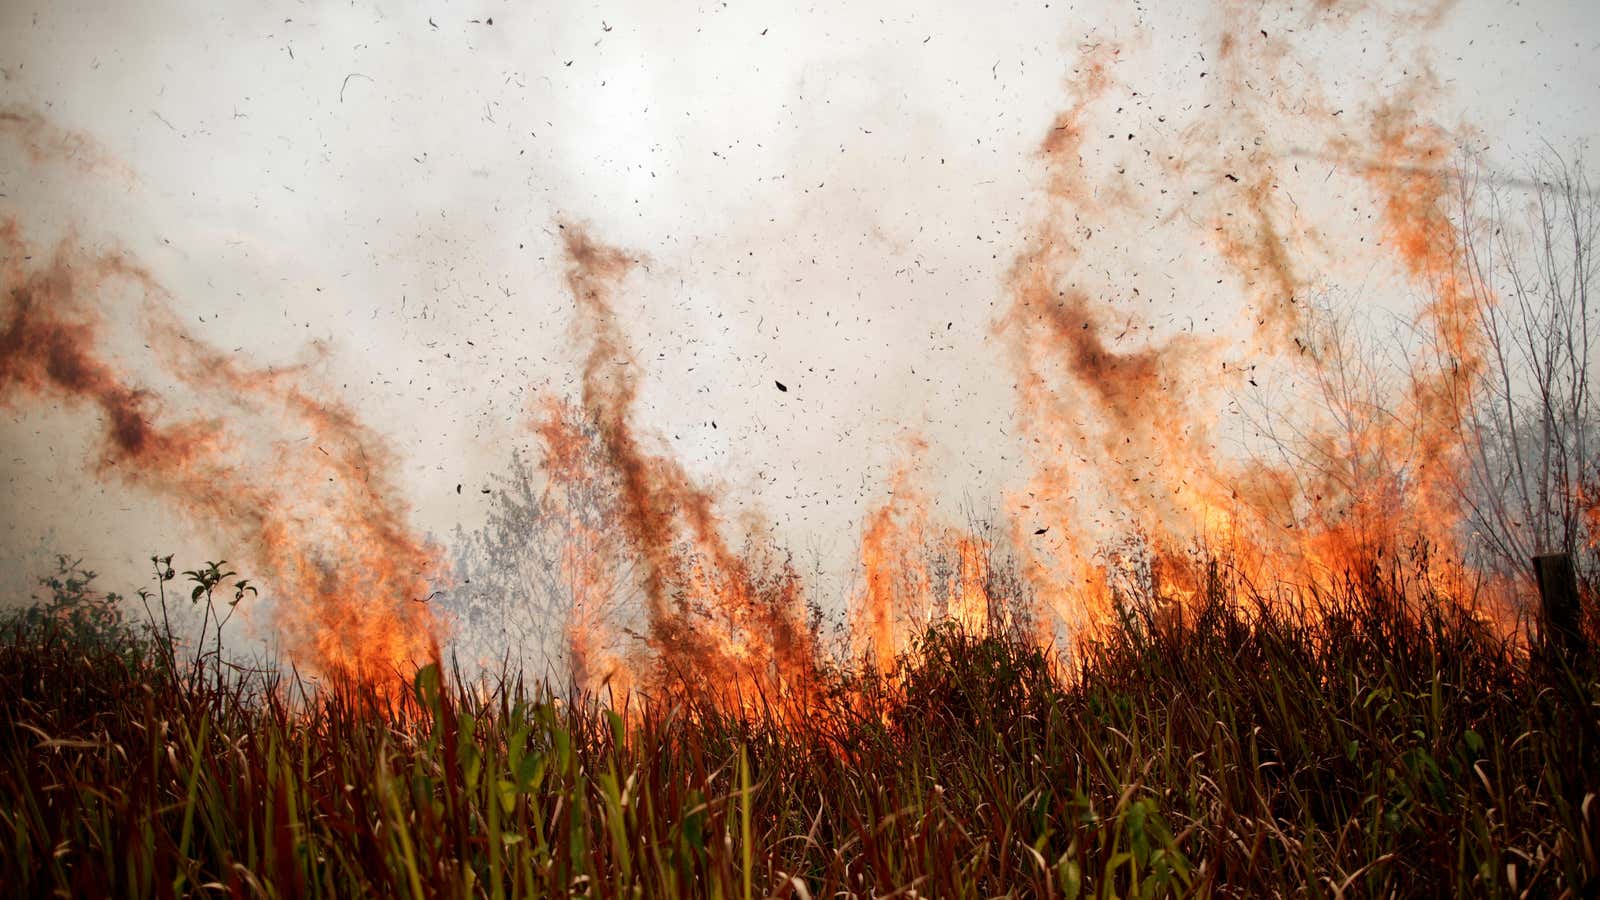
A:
[
  {"left": 0, "top": 224, "right": 442, "bottom": 681},
  {"left": 555, "top": 224, "right": 818, "bottom": 701},
  {"left": 0, "top": 106, "right": 132, "bottom": 180},
  {"left": 2, "top": 0, "right": 1596, "bottom": 689},
  {"left": 978, "top": 1, "right": 1516, "bottom": 651}
]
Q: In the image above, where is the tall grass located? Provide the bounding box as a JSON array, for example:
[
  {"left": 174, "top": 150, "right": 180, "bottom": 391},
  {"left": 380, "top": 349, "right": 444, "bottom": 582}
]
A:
[{"left": 1, "top": 563, "right": 1595, "bottom": 897}]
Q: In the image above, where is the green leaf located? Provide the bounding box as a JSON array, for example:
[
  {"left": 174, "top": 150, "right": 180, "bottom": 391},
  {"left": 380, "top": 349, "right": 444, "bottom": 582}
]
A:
[
  {"left": 683, "top": 804, "right": 705, "bottom": 853},
  {"left": 461, "top": 743, "right": 481, "bottom": 791},
  {"left": 412, "top": 663, "right": 442, "bottom": 710},
  {"left": 496, "top": 779, "right": 519, "bottom": 815},
  {"left": 517, "top": 750, "right": 546, "bottom": 791}
]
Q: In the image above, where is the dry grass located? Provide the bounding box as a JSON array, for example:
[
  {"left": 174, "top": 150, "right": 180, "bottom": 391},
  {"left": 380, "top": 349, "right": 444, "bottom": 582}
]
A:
[{"left": 1, "top": 562, "right": 1596, "bottom": 897}]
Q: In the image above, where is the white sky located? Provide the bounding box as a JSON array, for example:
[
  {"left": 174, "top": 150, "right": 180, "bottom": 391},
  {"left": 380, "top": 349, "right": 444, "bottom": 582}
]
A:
[{"left": 2, "top": 0, "right": 1597, "bottom": 621}]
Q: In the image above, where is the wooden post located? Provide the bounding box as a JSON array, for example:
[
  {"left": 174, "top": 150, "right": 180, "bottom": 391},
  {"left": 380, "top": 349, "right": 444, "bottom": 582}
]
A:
[{"left": 1533, "top": 552, "right": 1586, "bottom": 663}]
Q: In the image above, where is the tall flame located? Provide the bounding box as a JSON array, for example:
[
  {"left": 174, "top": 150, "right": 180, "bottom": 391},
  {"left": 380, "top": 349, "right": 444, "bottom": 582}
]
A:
[
  {"left": 553, "top": 225, "right": 819, "bottom": 704},
  {"left": 981, "top": 8, "right": 1514, "bottom": 657},
  {"left": 854, "top": 443, "right": 998, "bottom": 673},
  {"left": 0, "top": 0, "right": 1567, "bottom": 702},
  {"left": 544, "top": 6, "right": 1528, "bottom": 679},
  {"left": 0, "top": 224, "right": 442, "bottom": 682}
]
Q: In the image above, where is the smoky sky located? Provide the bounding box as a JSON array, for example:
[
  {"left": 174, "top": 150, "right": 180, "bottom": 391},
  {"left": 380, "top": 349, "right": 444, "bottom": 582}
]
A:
[{"left": 2, "top": 0, "right": 1597, "bottom": 631}]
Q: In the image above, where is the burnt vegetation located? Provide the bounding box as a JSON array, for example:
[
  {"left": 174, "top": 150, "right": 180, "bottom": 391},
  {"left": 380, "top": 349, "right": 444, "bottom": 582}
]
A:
[
  {"left": 1, "top": 23, "right": 1597, "bottom": 894},
  {"left": 2, "top": 554, "right": 1596, "bottom": 897},
  {"left": 2, "top": 152, "right": 1598, "bottom": 896}
]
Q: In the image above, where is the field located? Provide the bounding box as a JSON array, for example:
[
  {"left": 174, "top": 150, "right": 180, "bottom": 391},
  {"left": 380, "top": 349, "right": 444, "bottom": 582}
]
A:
[{"left": 3, "top": 562, "right": 1595, "bottom": 898}]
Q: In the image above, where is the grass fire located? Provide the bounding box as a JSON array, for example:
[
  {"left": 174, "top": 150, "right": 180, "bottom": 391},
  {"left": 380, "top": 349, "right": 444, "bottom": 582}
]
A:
[{"left": 2, "top": 1, "right": 1597, "bottom": 896}]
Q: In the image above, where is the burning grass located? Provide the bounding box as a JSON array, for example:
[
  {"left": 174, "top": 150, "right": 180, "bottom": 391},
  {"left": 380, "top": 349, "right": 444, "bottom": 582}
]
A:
[{"left": 3, "top": 559, "right": 1595, "bottom": 897}]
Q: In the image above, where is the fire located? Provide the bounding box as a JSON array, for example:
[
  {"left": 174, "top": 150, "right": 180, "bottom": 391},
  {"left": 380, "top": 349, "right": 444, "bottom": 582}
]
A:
[
  {"left": 533, "top": 401, "right": 639, "bottom": 700},
  {"left": 995, "top": 43, "right": 1227, "bottom": 648},
  {"left": 853, "top": 445, "right": 1000, "bottom": 673},
  {"left": 536, "top": 5, "right": 1530, "bottom": 684},
  {"left": 552, "top": 225, "right": 819, "bottom": 706},
  {"left": 0, "top": 0, "right": 1572, "bottom": 707},
  {"left": 856, "top": 448, "right": 938, "bottom": 674},
  {"left": 0, "top": 224, "right": 443, "bottom": 683},
  {"left": 980, "top": 7, "right": 1517, "bottom": 650}
]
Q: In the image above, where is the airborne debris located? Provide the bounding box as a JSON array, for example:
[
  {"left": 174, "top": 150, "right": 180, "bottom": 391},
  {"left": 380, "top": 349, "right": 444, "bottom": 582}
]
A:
[
  {"left": 339, "top": 72, "right": 372, "bottom": 104},
  {"left": 774, "top": 380, "right": 788, "bottom": 392}
]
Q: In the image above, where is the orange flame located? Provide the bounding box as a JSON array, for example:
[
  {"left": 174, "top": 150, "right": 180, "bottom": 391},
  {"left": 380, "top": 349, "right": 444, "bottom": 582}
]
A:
[
  {"left": 551, "top": 225, "right": 819, "bottom": 707},
  {"left": 986, "top": 16, "right": 1516, "bottom": 647},
  {"left": 2, "top": 0, "right": 1558, "bottom": 709},
  {"left": 0, "top": 224, "right": 442, "bottom": 683},
  {"left": 852, "top": 444, "right": 1000, "bottom": 672}
]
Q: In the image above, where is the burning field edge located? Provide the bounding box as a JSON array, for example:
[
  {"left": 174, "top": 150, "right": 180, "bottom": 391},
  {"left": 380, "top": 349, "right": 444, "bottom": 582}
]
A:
[{"left": 1, "top": 558, "right": 1596, "bottom": 896}]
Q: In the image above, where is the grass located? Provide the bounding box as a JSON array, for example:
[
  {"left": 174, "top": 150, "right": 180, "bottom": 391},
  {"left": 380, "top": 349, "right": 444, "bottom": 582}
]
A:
[{"left": 1, "top": 561, "right": 1596, "bottom": 897}]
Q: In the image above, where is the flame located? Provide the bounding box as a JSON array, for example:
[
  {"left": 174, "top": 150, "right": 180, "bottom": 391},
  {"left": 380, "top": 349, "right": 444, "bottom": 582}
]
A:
[
  {"left": 0, "top": 224, "right": 442, "bottom": 682},
  {"left": 985, "top": 9, "right": 1516, "bottom": 648},
  {"left": 1, "top": 0, "right": 1567, "bottom": 709},
  {"left": 855, "top": 447, "right": 937, "bottom": 673},
  {"left": 551, "top": 225, "right": 819, "bottom": 707},
  {"left": 518, "top": 1, "right": 1545, "bottom": 695},
  {"left": 1584, "top": 482, "right": 1600, "bottom": 553},
  {"left": 996, "top": 43, "right": 1226, "bottom": 646},
  {"left": 533, "top": 398, "right": 640, "bottom": 700},
  {"left": 852, "top": 443, "right": 1000, "bottom": 672}
]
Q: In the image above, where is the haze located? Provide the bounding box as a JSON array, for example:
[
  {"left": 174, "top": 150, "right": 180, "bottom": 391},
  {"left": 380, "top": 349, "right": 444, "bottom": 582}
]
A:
[{"left": 2, "top": 0, "right": 1597, "bottom": 649}]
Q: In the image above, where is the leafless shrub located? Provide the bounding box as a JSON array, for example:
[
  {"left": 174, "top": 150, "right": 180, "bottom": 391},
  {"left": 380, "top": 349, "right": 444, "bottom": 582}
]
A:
[
  {"left": 1455, "top": 152, "right": 1598, "bottom": 582},
  {"left": 445, "top": 419, "right": 642, "bottom": 681}
]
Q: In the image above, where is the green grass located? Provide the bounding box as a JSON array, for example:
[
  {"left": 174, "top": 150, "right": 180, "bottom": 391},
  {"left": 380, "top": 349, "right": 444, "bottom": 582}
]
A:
[{"left": 1, "top": 564, "right": 1596, "bottom": 897}]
